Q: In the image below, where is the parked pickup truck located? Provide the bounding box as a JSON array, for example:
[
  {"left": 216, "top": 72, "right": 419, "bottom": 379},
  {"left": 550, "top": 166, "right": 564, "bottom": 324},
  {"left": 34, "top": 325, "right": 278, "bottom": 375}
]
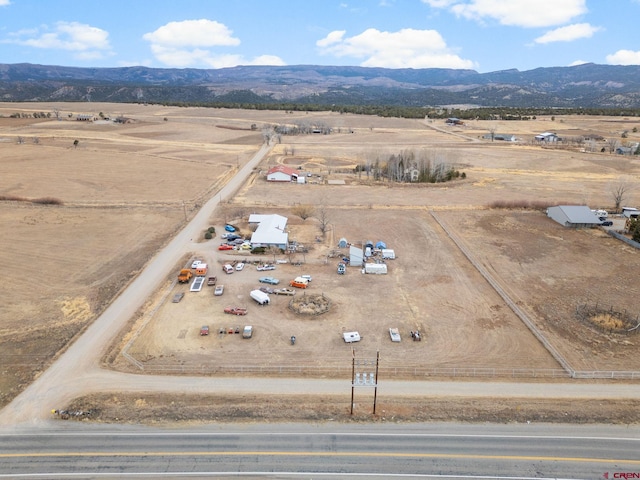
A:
[
  {"left": 207, "top": 276, "right": 217, "bottom": 286},
  {"left": 178, "top": 269, "right": 192, "bottom": 283},
  {"left": 224, "top": 306, "right": 248, "bottom": 316}
]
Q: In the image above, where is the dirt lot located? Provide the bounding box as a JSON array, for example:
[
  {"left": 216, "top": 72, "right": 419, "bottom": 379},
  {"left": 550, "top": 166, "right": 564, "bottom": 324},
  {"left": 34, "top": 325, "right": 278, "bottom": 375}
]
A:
[{"left": 2, "top": 103, "right": 640, "bottom": 418}]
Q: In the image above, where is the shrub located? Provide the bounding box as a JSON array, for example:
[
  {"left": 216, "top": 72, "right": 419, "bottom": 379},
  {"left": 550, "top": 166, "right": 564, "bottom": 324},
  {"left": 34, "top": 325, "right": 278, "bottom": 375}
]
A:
[
  {"left": 31, "top": 197, "right": 63, "bottom": 205},
  {"left": 251, "top": 247, "right": 266, "bottom": 254},
  {"left": 207, "top": 226, "right": 215, "bottom": 233},
  {"left": 204, "top": 232, "right": 213, "bottom": 240}
]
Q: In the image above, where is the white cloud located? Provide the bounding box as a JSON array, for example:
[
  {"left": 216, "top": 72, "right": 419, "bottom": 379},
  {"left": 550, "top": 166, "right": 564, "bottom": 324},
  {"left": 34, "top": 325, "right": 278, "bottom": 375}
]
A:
[
  {"left": 424, "top": 0, "right": 587, "bottom": 28},
  {"left": 5, "top": 21, "right": 112, "bottom": 59},
  {"left": 534, "top": 23, "right": 601, "bottom": 44},
  {"left": 606, "top": 49, "right": 640, "bottom": 65},
  {"left": 316, "top": 30, "right": 345, "bottom": 48},
  {"left": 143, "top": 19, "right": 284, "bottom": 68},
  {"left": 143, "top": 19, "right": 240, "bottom": 48},
  {"left": 316, "top": 28, "right": 476, "bottom": 69},
  {"left": 0, "top": 0, "right": 10, "bottom": 6}
]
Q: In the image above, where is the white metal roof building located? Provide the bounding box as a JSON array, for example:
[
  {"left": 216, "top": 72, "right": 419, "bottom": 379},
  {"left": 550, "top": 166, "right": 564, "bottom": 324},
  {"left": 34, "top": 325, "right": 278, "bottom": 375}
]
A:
[
  {"left": 248, "top": 214, "right": 289, "bottom": 248},
  {"left": 546, "top": 205, "right": 602, "bottom": 228}
]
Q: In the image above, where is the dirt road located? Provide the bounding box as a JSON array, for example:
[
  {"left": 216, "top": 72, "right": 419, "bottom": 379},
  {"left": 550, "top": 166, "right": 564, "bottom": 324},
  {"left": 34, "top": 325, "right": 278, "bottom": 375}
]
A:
[{"left": 0, "top": 142, "right": 273, "bottom": 427}]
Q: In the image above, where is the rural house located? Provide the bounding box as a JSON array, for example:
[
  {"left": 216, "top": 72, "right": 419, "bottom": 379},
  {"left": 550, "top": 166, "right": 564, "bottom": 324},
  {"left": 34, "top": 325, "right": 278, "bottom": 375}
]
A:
[
  {"left": 535, "top": 132, "right": 559, "bottom": 142},
  {"left": 546, "top": 205, "right": 602, "bottom": 228},
  {"left": 248, "top": 214, "right": 289, "bottom": 249},
  {"left": 267, "top": 165, "right": 299, "bottom": 182}
]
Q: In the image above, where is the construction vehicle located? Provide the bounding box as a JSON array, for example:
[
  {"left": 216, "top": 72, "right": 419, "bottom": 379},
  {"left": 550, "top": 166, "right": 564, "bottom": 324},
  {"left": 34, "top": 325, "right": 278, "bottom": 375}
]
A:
[{"left": 178, "top": 269, "right": 192, "bottom": 283}]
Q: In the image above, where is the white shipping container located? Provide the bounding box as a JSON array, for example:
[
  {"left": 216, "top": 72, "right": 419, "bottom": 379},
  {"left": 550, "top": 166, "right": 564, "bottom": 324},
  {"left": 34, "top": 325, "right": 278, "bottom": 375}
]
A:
[
  {"left": 381, "top": 249, "right": 395, "bottom": 259},
  {"left": 364, "top": 263, "right": 387, "bottom": 274}
]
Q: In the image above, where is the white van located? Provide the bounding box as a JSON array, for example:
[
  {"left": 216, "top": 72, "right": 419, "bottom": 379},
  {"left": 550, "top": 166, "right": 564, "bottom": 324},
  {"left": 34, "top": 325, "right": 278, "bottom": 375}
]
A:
[
  {"left": 250, "top": 289, "right": 270, "bottom": 305},
  {"left": 223, "top": 264, "right": 234, "bottom": 274}
]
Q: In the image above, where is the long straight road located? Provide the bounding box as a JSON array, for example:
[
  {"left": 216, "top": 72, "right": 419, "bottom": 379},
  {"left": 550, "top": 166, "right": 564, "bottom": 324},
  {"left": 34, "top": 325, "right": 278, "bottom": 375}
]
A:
[{"left": 2, "top": 423, "right": 640, "bottom": 478}]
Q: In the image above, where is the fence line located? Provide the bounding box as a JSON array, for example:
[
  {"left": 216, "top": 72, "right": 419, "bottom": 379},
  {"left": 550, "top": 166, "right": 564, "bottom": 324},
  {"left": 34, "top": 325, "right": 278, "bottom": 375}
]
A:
[
  {"left": 117, "top": 362, "right": 640, "bottom": 380},
  {"left": 429, "top": 210, "right": 576, "bottom": 377}
]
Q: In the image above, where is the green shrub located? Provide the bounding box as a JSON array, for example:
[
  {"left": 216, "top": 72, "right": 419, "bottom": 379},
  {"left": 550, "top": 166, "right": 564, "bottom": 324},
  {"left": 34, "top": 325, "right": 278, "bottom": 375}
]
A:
[
  {"left": 207, "top": 226, "right": 215, "bottom": 233},
  {"left": 204, "top": 232, "right": 213, "bottom": 240},
  {"left": 251, "top": 247, "right": 266, "bottom": 254}
]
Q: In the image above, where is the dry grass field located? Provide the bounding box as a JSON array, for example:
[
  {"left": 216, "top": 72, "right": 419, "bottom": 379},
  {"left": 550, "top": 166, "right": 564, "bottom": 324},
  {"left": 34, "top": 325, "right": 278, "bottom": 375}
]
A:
[{"left": 2, "top": 103, "right": 640, "bottom": 412}]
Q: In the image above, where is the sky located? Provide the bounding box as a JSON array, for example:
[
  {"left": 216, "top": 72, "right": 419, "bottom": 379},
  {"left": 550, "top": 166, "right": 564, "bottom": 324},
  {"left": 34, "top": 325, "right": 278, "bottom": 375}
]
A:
[{"left": 1, "top": 0, "right": 639, "bottom": 73}]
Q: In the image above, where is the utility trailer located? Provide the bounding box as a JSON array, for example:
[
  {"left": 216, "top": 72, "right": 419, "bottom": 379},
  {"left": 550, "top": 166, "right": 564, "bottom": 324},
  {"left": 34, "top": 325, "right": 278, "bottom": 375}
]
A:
[
  {"left": 190, "top": 276, "right": 205, "bottom": 292},
  {"left": 389, "top": 328, "right": 401, "bottom": 342}
]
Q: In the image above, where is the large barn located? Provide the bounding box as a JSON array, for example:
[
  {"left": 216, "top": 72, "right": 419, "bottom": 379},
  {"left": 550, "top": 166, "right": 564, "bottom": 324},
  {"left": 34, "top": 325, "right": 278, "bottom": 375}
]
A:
[
  {"left": 267, "top": 165, "right": 299, "bottom": 182},
  {"left": 546, "top": 205, "right": 602, "bottom": 228}
]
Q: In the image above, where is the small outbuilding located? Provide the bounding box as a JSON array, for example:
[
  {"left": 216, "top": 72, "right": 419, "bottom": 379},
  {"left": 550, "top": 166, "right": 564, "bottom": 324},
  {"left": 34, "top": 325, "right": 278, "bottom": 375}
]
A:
[
  {"left": 535, "top": 132, "right": 559, "bottom": 142},
  {"left": 338, "top": 237, "right": 348, "bottom": 248},
  {"left": 349, "top": 245, "right": 363, "bottom": 267},
  {"left": 375, "top": 241, "right": 387, "bottom": 249},
  {"left": 546, "top": 205, "right": 602, "bottom": 228}
]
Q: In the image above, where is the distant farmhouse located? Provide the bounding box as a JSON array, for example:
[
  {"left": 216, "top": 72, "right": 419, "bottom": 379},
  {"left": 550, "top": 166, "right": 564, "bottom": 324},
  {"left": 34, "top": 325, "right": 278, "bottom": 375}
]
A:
[
  {"left": 266, "top": 165, "right": 299, "bottom": 182},
  {"left": 445, "top": 117, "right": 464, "bottom": 126},
  {"left": 535, "top": 132, "right": 560, "bottom": 142},
  {"left": 546, "top": 205, "right": 602, "bottom": 228},
  {"left": 248, "top": 214, "right": 288, "bottom": 249}
]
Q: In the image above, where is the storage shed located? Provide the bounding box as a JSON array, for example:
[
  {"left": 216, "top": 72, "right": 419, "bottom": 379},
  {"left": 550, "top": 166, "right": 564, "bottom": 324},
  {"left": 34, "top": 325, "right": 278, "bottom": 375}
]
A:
[
  {"left": 349, "top": 245, "right": 363, "bottom": 267},
  {"left": 546, "top": 205, "right": 602, "bottom": 228},
  {"left": 338, "top": 237, "right": 348, "bottom": 248}
]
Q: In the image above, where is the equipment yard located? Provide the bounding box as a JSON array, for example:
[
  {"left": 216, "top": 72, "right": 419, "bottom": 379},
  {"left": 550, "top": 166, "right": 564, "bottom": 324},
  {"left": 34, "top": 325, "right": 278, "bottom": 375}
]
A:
[{"left": 1, "top": 102, "right": 640, "bottom": 419}]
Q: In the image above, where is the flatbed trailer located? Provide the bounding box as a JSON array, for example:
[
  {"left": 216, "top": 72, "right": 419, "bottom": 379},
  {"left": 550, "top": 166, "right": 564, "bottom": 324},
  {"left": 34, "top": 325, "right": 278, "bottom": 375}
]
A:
[{"left": 190, "top": 276, "right": 205, "bottom": 292}]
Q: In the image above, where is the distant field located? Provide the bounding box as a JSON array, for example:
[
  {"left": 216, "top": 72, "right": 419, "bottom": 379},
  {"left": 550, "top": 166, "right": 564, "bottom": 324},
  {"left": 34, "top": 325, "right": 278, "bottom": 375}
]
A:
[{"left": 1, "top": 103, "right": 640, "bottom": 409}]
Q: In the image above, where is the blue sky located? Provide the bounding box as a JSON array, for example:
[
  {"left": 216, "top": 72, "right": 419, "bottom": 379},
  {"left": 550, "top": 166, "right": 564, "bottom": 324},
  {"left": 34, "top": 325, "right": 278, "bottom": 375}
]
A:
[{"left": 1, "top": 0, "right": 639, "bottom": 73}]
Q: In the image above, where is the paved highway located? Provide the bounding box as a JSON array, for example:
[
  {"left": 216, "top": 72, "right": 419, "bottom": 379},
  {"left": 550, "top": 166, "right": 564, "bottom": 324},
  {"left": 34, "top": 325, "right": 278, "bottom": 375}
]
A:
[{"left": 1, "top": 423, "right": 639, "bottom": 478}]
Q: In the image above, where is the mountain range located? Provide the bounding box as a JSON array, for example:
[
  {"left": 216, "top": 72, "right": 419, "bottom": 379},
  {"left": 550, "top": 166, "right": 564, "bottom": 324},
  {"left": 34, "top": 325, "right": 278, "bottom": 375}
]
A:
[{"left": 1, "top": 62, "right": 639, "bottom": 109}]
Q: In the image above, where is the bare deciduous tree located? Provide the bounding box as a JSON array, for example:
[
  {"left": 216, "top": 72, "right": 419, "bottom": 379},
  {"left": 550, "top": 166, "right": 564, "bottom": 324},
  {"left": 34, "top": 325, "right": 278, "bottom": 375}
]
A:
[
  {"left": 266, "top": 245, "right": 282, "bottom": 263},
  {"left": 610, "top": 178, "right": 634, "bottom": 213},
  {"left": 292, "top": 204, "right": 315, "bottom": 220},
  {"left": 607, "top": 137, "right": 621, "bottom": 154},
  {"left": 316, "top": 205, "right": 330, "bottom": 237}
]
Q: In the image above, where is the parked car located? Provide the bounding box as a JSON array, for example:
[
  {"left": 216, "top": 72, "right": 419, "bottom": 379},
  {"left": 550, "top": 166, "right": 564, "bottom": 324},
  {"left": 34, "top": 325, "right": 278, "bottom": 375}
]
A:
[
  {"left": 200, "top": 325, "right": 210, "bottom": 336},
  {"left": 172, "top": 292, "right": 185, "bottom": 303},
  {"left": 301, "top": 274, "right": 312, "bottom": 282},
  {"left": 239, "top": 243, "right": 252, "bottom": 250},
  {"left": 225, "top": 224, "right": 236, "bottom": 232},
  {"left": 214, "top": 285, "right": 224, "bottom": 296},
  {"left": 218, "top": 244, "right": 234, "bottom": 250},
  {"left": 273, "top": 288, "right": 295, "bottom": 296},
  {"left": 235, "top": 262, "right": 245, "bottom": 271},
  {"left": 259, "top": 276, "right": 280, "bottom": 285},
  {"left": 224, "top": 306, "right": 248, "bottom": 316},
  {"left": 601, "top": 220, "right": 613, "bottom": 226},
  {"left": 337, "top": 263, "right": 346, "bottom": 275},
  {"left": 191, "top": 260, "right": 202, "bottom": 269},
  {"left": 257, "top": 264, "right": 276, "bottom": 271},
  {"left": 259, "top": 286, "right": 275, "bottom": 294}
]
